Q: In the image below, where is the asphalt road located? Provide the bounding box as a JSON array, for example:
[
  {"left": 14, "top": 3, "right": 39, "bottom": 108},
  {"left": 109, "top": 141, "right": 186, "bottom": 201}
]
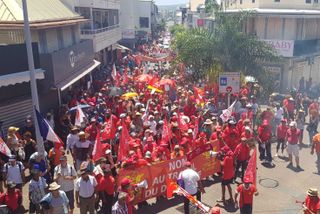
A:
[{"left": 20, "top": 129, "right": 319, "bottom": 214}]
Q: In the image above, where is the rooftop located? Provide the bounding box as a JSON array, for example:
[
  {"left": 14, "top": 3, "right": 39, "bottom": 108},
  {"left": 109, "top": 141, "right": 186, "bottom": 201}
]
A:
[
  {"left": 0, "top": 0, "right": 86, "bottom": 28},
  {"left": 225, "top": 8, "right": 320, "bottom": 16}
]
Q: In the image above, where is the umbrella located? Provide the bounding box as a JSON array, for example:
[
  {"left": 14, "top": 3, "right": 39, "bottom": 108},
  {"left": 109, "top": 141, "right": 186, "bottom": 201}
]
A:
[
  {"left": 135, "top": 74, "right": 153, "bottom": 83},
  {"left": 158, "top": 79, "right": 176, "bottom": 87},
  {"left": 69, "top": 104, "right": 92, "bottom": 112},
  {"left": 109, "top": 87, "right": 123, "bottom": 96},
  {"left": 121, "top": 92, "right": 139, "bottom": 100}
]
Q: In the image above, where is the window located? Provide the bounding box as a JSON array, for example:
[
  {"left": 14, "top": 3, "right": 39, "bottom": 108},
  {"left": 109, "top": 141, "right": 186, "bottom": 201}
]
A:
[
  {"left": 274, "top": 0, "right": 280, "bottom": 2},
  {"left": 139, "top": 17, "right": 149, "bottom": 28},
  {"left": 38, "top": 30, "right": 47, "bottom": 53},
  {"left": 71, "top": 26, "right": 76, "bottom": 45},
  {"left": 315, "top": 0, "right": 319, "bottom": 3},
  {"left": 252, "top": 0, "right": 255, "bottom": 2},
  {"left": 306, "top": 0, "right": 311, "bottom": 3},
  {"left": 240, "top": 0, "right": 242, "bottom": 4},
  {"left": 57, "top": 28, "right": 64, "bottom": 49}
]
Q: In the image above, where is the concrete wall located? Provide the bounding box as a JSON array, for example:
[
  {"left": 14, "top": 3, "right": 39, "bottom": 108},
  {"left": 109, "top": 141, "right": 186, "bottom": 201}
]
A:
[
  {"left": 120, "top": 0, "right": 136, "bottom": 39},
  {"left": 74, "top": 0, "right": 120, "bottom": 9},
  {"left": 189, "top": 0, "right": 205, "bottom": 12},
  {"left": 136, "top": 1, "right": 152, "bottom": 33}
]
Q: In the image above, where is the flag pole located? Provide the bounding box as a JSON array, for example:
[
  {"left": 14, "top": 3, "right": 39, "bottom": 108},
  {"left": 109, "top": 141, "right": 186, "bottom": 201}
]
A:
[{"left": 22, "top": 0, "right": 45, "bottom": 155}]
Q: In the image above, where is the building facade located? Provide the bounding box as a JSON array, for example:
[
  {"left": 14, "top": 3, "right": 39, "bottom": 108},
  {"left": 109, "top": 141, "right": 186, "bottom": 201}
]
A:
[
  {"left": 0, "top": 0, "right": 98, "bottom": 131},
  {"left": 224, "top": 0, "right": 320, "bottom": 92},
  {"left": 120, "top": 0, "right": 159, "bottom": 48}
]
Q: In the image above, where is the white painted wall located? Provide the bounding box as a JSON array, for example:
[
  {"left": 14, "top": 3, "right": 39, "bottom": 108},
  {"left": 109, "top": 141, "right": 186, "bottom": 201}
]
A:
[
  {"left": 120, "top": 0, "right": 136, "bottom": 39},
  {"left": 74, "top": 0, "right": 120, "bottom": 10}
]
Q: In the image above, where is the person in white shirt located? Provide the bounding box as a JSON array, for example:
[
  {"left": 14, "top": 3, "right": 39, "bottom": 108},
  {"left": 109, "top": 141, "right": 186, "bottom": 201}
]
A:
[
  {"left": 73, "top": 131, "right": 92, "bottom": 170},
  {"left": 53, "top": 156, "right": 76, "bottom": 214},
  {"left": 66, "top": 126, "right": 79, "bottom": 155},
  {"left": 29, "top": 169, "right": 47, "bottom": 214},
  {"left": 178, "top": 161, "right": 204, "bottom": 214},
  {"left": 75, "top": 164, "right": 97, "bottom": 214},
  {"left": 3, "top": 155, "right": 24, "bottom": 190},
  {"left": 274, "top": 103, "right": 284, "bottom": 134}
]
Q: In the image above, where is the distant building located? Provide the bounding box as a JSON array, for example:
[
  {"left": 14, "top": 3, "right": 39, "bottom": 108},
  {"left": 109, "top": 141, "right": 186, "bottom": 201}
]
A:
[
  {"left": 120, "top": 0, "right": 159, "bottom": 48},
  {"left": 223, "top": 0, "right": 320, "bottom": 92}
]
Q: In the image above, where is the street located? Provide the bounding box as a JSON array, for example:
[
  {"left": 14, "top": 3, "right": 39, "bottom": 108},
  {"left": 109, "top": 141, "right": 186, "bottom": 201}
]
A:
[{"left": 17, "top": 130, "right": 318, "bottom": 214}]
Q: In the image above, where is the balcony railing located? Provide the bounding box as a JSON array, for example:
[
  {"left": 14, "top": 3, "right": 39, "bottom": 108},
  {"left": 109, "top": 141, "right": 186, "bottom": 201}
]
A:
[{"left": 81, "top": 24, "right": 120, "bottom": 35}]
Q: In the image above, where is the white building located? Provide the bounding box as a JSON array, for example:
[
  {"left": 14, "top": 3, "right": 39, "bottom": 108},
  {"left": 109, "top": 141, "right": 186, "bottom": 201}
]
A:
[
  {"left": 120, "top": 0, "right": 159, "bottom": 48},
  {"left": 61, "top": 0, "right": 122, "bottom": 66},
  {"left": 223, "top": 0, "right": 320, "bottom": 92}
]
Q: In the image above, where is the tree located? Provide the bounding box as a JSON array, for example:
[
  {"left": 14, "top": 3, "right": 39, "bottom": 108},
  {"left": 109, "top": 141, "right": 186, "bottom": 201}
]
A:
[{"left": 171, "top": 11, "right": 279, "bottom": 92}]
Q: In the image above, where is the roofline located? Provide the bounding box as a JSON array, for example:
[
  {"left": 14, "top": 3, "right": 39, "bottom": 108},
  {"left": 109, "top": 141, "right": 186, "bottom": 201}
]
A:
[
  {"left": 224, "top": 8, "right": 320, "bottom": 18},
  {"left": 0, "top": 18, "right": 89, "bottom": 29}
]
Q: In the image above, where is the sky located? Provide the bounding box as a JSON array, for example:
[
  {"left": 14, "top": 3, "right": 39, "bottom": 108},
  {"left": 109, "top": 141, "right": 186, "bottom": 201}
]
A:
[{"left": 155, "top": 0, "right": 187, "bottom": 5}]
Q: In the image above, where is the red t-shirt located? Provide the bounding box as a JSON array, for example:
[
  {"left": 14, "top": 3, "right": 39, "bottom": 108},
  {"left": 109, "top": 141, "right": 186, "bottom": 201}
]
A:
[
  {"left": 103, "top": 175, "right": 116, "bottom": 195},
  {"left": 222, "top": 154, "right": 234, "bottom": 180},
  {"left": 277, "top": 125, "right": 288, "bottom": 140},
  {"left": 286, "top": 128, "right": 301, "bottom": 145},
  {"left": 258, "top": 126, "right": 272, "bottom": 142},
  {"left": 236, "top": 184, "right": 257, "bottom": 208},
  {"left": 234, "top": 143, "right": 250, "bottom": 162},
  {"left": 85, "top": 125, "right": 98, "bottom": 142},
  {"left": 304, "top": 196, "right": 320, "bottom": 214},
  {"left": 0, "top": 190, "right": 21, "bottom": 211}
]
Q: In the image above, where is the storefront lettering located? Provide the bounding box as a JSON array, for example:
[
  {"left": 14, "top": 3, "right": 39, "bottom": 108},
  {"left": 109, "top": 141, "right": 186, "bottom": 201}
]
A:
[{"left": 69, "top": 50, "right": 86, "bottom": 68}]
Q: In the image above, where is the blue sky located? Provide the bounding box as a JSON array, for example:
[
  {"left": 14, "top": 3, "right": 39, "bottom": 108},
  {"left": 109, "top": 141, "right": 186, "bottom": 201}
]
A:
[{"left": 155, "top": 0, "right": 187, "bottom": 5}]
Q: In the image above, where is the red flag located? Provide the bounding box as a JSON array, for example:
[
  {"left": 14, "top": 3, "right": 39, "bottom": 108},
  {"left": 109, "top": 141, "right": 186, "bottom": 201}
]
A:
[
  {"left": 193, "top": 117, "right": 199, "bottom": 140},
  {"left": 244, "top": 148, "right": 257, "bottom": 186},
  {"left": 178, "top": 112, "right": 188, "bottom": 132},
  {"left": 166, "top": 178, "right": 178, "bottom": 199},
  {"left": 92, "top": 130, "right": 108, "bottom": 161},
  {"left": 161, "top": 118, "right": 172, "bottom": 143},
  {"left": 0, "top": 137, "right": 11, "bottom": 157},
  {"left": 193, "top": 87, "right": 205, "bottom": 105},
  {"left": 123, "top": 68, "right": 129, "bottom": 85},
  {"left": 101, "top": 117, "right": 116, "bottom": 140},
  {"left": 117, "top": 122, "right": 130, "bottom": 162},
  {"left": 148, "top": 76, "right": 159, "bottom": 86}
]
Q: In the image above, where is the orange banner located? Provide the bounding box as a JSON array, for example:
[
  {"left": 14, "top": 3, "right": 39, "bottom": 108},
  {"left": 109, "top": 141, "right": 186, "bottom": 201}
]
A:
[{"left": 118, "top": 141, "right": 221, "bottom": 203}]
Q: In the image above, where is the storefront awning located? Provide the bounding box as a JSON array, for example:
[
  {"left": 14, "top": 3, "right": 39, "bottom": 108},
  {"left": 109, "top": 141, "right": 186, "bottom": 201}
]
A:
[
  {"left": 0, "top": 69, "right": 45, "bottom": 87},
  {"left": 113, "top": 43, "right": 131, "bottom": 51},
  {"left": 57, "top": 60, "right": 100, "bottom": 91}
]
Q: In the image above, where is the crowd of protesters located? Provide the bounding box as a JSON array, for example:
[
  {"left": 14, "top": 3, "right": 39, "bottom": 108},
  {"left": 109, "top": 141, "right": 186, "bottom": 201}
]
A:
[{"left": 0, "top": 33, "right": 319, "bottom": 214}]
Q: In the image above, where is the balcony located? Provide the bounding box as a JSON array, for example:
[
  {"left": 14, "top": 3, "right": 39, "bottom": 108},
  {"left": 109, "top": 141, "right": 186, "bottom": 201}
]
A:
[
  {"left": 76, "top": 0, "right": 120, "bottom": 10},
  {"left": 80, "top": 24, "right": 121, "bottom": 52}
]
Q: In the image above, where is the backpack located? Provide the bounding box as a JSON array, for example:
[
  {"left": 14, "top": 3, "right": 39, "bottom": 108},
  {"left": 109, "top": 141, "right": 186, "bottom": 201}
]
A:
[{"left": 5, "top": 162, "right": 22, "bottom": 174}]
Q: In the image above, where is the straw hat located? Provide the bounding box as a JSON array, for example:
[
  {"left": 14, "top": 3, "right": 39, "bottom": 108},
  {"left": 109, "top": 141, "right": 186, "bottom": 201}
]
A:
[
  {"left": 307, "top": 188, "right": 318, "bottom": 197},
  {"left": 48, "top": 182, "right": 61, "bottom": 191},
  {"left": 204, "top": 119, "right": 213, "bottom": 125},
  {"left": 8, "top": 126, "right": 19, "bottom": 133}
]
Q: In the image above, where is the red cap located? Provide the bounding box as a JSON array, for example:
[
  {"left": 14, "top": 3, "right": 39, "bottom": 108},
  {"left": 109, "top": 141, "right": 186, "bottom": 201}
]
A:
[
  {"left": 221, "top": 146, "right": 230, "bottom": 153},
  {"left": 262, "top": 119, "right": 269, "bottom": 126},
  {"left": 184, "top": 161, "right": 191, "bottom": 167},
  {"left": 243, "top": 177, "right": 252, "bottom": 183},
  {"left": 211, "top": 207, "right": 221, "bottom": 214},
  {"left": 120, "top": 178, "right": 132, "bottom": 187},
  {"left": 199, "top": 132, "right": 206, "bottom": 138}
]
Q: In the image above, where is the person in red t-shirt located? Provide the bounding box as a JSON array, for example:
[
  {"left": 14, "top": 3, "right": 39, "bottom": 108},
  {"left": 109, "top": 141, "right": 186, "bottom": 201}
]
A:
[
  {"left": 286, "top": 121, "right": 301, "bottom": 169},
  {"left": 100, "top": 168, "right": 115, "bottom": 214},
  {"left": 85, "top": 118, "right": 99, "bottom": 143},
  {"left": 303, "top": 188, "right": 320, "bottom": 214},
  {"left": 311, "top": 133, "right": 320, "bottom": 174},
  {"left": 276, "top": 119, "right": 288, "bottom": 156},
  {"left": 257, "top": 120, "right": 272, "bottom": 164},
  {"left": 0, "top": 181, "right": 22, "bottom": 214},
  {"left": 217, "top": 146, "right": 235, "bottom": 205},
  {"left": 235, "top": 177, "right": 258, "bottom": 214},
  {"left": 234, "top": 138, "right": 251, "bottom": 181}
]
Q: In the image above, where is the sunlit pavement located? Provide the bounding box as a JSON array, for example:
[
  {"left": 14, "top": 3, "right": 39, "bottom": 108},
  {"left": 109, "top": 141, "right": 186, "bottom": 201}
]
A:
[{"left": 20, "top": 129, "right": 318, "bottom": 214}]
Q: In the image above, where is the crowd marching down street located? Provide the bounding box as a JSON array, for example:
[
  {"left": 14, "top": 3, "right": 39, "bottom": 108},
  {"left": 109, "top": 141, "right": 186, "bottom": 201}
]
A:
[{"left": 0, "top": 32, "right": 320, "bottom": 214}]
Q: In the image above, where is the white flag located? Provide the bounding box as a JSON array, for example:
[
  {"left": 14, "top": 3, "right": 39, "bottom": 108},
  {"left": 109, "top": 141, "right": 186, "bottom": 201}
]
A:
[
  {"left": 75, "top": 105, "right": 86, "bottom": 127},
  {"left": 111, "top": 64, "right": 117, "bottom": 80},
  {"left": 0, "top": 137, "right": 11, "bottom": 157},
  {"left": 220, "top": 101, "right": 236, "bottom": 122}
]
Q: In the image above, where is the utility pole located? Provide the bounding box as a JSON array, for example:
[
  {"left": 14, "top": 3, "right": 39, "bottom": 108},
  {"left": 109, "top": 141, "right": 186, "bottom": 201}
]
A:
[{"left": 22, "top": 0, "right": 45, "bottom": 155}]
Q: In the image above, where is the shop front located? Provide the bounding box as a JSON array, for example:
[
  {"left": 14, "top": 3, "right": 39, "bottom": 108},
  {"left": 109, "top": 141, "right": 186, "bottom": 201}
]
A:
[{"left": 39, "top": 40, "right": 100, "bottom": 108}]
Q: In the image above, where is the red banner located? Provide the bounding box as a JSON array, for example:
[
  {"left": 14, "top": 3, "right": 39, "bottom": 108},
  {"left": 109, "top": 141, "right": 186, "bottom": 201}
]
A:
[
  {"left": 118, "top": 141, "right": 221, "bottom": 204},
  {"left": 244, "top": 148, "right": 257, "bottom": 186}
]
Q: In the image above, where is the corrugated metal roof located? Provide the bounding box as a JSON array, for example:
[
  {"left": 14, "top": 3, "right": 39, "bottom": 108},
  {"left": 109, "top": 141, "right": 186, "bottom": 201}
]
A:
[{"left": 0, "top": 0, "right": 81, "bottom": 22}]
